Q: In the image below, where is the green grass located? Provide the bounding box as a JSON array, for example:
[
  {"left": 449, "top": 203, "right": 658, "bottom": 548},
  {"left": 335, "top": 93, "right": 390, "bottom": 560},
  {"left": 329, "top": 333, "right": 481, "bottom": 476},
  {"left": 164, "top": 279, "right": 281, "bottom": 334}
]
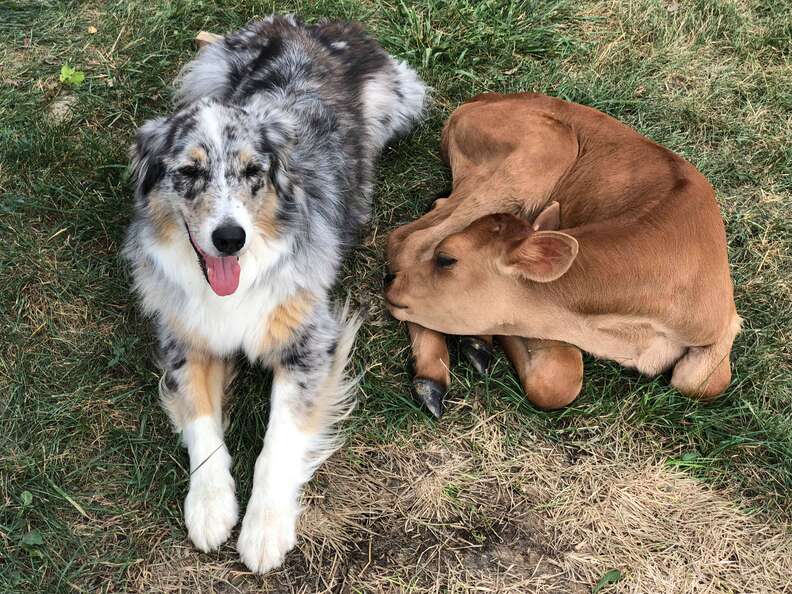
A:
[{"left": 0, "top": 0, "right": 790, "bottom": 591}]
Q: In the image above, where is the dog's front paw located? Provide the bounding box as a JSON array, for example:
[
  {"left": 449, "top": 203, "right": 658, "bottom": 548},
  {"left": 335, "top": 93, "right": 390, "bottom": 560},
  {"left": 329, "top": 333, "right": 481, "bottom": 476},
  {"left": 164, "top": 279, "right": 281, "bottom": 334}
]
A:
[
  {"left": 237, "top": 499, "right": 298, "bottom": 573},
  {"left": 184, "top": 470, "right": 238, "bottom": 552}
]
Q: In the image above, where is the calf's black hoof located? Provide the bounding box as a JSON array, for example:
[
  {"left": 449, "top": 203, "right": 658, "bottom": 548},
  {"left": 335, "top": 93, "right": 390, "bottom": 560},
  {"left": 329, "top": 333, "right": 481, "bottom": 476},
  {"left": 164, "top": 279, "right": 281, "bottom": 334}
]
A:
[
  {"left": 460, "top": 337, "right": 494, "bottom": 375},
  {"left": 412, "top": 378, "right": 446, "bottom": 419}
]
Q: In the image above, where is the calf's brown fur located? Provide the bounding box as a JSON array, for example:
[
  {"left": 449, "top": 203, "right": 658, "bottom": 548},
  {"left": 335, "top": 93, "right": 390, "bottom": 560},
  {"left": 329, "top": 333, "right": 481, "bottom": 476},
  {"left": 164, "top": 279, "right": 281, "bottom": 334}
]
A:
[{"left": 386, "top": 93, "right": 739, "bottom": 414}]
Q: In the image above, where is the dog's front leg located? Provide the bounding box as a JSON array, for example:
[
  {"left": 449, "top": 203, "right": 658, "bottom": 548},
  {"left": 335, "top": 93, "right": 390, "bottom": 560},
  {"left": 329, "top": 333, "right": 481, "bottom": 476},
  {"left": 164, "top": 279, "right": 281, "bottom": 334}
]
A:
[
  {"left": 158, "top": 330, "right": 237, "bottom": 552},
  {"left": 237, "top": 308, "right": 357, "bottom": 573}
]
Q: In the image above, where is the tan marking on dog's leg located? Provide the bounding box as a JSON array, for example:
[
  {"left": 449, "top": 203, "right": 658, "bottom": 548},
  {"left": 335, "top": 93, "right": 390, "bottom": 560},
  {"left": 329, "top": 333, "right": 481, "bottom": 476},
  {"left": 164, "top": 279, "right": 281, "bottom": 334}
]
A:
[
  {"left": 160, "top": 351, "right": 233, "bottom": 430},
  {"left": 409, "top": 323, "right": 451, "bottom": 388},
  {"left": 499, "top": 336, "right": 583, "bottom": 410},
  {"left": 160, "top": 351, "right": 237, "bottom": 553},
  {"left": 184, "top": 355, "right": 231, "bottom": 419},
  {"left": 671, "top": 315, "right": 741, "bottom": 400},
  {"left": 259, "top": 290, "right": 316, "bottom": 354}
]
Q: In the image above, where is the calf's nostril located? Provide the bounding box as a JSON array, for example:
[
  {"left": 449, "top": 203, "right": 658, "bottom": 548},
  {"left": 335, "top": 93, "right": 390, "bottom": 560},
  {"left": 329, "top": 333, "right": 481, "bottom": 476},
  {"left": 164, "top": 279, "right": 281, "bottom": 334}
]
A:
[
  {"left": 211, "top": 225, "right": 246, "bottom": 255},
  {"left": 383, "top": 272, "right": 396, "bottom": 289}
]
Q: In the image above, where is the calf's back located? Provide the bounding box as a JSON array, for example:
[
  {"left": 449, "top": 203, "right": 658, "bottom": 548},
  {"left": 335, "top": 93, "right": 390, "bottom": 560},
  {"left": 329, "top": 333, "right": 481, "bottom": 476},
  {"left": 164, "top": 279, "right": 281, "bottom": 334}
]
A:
[{"left": 444, "top": 93, "right": 736, "bottom": 346}]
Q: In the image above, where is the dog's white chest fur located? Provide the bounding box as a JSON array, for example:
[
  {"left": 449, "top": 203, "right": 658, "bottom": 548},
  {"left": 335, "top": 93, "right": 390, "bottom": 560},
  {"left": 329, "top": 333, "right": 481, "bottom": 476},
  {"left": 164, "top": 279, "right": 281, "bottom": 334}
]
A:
[{"left": 178, "top": 282, "right": 285, "bottom": 359}]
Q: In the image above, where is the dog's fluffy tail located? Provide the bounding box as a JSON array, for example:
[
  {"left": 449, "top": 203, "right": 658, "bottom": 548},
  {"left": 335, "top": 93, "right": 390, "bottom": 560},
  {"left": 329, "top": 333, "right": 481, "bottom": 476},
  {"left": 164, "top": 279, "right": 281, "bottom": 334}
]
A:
[
  {"left": 303, "top": 300, "right": 363, "bottom": 476},
  {"left": 362, "top": 58, "right": 428, "bottom": 150},
  {"left": 173, "top": 40, "right": 234, "bottom": 108}
]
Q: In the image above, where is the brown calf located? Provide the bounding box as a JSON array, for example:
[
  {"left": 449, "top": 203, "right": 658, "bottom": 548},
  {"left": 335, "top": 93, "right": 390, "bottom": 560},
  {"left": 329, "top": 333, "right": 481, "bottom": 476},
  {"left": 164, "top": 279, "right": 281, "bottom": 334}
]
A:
[{"left": 386, "top": 93, "right": 739, "bottom": 416}]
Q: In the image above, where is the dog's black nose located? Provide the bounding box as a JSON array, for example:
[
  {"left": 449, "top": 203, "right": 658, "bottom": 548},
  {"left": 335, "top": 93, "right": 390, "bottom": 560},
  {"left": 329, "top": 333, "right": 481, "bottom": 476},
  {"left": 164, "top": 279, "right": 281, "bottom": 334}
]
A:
[
  {"left": 383, "top": 272, "right": 396, "bottom": 288},
  {"left": 212, "top": 225, "right": 246, "bottom": 255}
]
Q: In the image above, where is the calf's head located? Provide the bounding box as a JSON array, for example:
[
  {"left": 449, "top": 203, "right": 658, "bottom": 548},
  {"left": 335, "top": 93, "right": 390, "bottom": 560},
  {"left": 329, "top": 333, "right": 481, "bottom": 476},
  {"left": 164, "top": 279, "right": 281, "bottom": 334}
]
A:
[{"left": 384, "top": 202, "right": 578, "bottom": 334}]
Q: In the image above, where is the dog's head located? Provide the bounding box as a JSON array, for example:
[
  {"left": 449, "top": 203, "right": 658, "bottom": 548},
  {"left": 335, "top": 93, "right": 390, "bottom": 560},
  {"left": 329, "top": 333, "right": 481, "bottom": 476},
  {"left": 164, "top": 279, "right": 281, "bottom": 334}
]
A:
[{"left": 130, "top": 98, "right": 298, "bottom": 296}]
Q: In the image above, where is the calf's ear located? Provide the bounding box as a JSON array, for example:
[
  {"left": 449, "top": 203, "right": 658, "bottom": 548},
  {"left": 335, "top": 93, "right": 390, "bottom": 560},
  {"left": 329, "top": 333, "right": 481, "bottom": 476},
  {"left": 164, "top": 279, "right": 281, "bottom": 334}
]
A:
[
  {"left": 505, "top": 230, "right": 578, "bottom": 282},
  {"left": 532, "top": 201, "right": 561, "bottom": 231}
]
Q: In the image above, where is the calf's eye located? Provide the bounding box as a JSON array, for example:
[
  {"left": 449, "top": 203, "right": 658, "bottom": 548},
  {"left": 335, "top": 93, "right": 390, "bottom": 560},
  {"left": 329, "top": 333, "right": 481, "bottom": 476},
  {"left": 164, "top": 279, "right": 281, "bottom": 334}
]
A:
[{"left": 436, "top": 254, "right": 458, "bottom": 269}]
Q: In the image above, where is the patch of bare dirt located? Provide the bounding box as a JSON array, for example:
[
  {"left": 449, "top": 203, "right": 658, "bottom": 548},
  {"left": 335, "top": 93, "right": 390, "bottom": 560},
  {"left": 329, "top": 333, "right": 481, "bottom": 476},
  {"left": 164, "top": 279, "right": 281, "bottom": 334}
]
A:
[{"left": 130, "top": 406, "right": 792, "bottom": 593}]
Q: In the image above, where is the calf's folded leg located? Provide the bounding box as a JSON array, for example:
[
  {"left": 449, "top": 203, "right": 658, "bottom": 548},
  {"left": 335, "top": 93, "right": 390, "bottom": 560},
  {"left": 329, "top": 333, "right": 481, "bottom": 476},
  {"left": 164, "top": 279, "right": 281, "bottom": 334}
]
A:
[
  {"left": 408, "top": 322, "right": 450, "bottom": 418},
  {"left": 671, "top": 315, "right": 740, "bottom": 400},
  {"left": 498, "top": 336, "right": 583, "bottom": 410}
]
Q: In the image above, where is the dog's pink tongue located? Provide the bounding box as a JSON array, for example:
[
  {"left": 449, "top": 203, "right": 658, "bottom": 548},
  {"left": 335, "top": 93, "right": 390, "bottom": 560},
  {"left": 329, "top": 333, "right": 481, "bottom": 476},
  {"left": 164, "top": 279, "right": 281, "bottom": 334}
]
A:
[{"left": 205, "top": 255, "right": 240, "bottom": 296}]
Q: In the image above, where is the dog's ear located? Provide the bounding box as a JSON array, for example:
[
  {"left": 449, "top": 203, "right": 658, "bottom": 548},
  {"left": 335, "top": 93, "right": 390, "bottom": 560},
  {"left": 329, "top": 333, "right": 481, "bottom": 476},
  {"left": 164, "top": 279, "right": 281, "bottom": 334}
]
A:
[
  {"left": 248, "top": 100, "right": 304, "bottom": 206},
  {"left": 264, "top": 124, "right": 299, "bottom": 205},
  {"left": 129, "top": 117, "right": 168, "bottom": 197}
]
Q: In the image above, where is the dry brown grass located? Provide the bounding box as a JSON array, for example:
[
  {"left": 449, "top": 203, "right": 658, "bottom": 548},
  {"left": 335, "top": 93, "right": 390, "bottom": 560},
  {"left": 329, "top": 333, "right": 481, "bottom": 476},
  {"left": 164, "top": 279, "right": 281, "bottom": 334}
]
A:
[{"left": 130, "top": 404, "right": 792, "bottom": 593}]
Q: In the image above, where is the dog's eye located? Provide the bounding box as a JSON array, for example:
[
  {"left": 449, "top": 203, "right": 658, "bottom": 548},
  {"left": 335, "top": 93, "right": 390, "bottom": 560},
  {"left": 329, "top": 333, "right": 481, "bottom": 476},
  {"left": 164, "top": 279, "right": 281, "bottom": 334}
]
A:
[
  {"left": 243, "top": 163, "right": 262, "bottom": 178},
  {"left": 177, "top": 165, "right": 205, "bottom": 179},
  {"left": 435, "top": 254, "right": 458, "bottom": 269}
]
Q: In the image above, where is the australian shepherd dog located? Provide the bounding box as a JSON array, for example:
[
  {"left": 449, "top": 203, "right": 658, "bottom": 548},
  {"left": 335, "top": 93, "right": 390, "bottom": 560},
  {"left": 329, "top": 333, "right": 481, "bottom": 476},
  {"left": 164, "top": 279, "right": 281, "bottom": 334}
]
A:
[{"left": 123, "top": 16, "right": 425, "bottom": 572}]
